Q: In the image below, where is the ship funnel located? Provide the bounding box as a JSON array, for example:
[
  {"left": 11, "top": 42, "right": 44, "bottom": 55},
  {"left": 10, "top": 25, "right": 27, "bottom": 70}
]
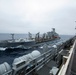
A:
[{"left": 52, "top": 28, "right": 55, "bottom": 32}]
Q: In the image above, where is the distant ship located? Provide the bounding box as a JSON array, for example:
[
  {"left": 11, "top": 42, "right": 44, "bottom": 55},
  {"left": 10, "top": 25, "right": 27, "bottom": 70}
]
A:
[{"left": 0, "top": 28, "right": 60, "bottom": 50}]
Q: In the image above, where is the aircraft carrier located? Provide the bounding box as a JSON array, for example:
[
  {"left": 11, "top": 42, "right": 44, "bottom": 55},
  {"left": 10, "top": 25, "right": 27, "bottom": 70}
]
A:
[{"left": 0, "top": 34, "right": 75, "bottom": 75}]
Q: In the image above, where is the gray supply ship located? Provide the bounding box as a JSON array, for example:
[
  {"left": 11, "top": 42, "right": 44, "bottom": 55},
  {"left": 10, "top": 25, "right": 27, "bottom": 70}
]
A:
[{"left": 0, "top": 28, "right": 60, "bottom": 50}]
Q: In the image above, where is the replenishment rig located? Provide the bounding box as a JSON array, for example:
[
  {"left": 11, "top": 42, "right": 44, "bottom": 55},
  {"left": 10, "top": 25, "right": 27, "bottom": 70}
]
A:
[{"left": 0, "top": 28, "right": 60, "bottom": 50}]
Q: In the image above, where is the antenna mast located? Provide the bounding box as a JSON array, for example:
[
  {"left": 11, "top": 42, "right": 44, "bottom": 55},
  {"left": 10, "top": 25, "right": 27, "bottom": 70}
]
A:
[{"left": 11, "top": 34, "right": 15, "bottom": 42}]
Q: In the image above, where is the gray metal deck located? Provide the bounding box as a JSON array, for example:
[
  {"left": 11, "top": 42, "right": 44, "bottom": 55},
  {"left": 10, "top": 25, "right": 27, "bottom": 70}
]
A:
[{"left": 37, "top": 60, "right": 57, "bottom": 75}]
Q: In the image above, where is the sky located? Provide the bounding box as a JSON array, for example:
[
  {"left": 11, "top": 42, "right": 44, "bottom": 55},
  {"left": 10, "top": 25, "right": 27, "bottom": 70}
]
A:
[{"left": 0, "top": 0, "right": 76, "bottom": 35}]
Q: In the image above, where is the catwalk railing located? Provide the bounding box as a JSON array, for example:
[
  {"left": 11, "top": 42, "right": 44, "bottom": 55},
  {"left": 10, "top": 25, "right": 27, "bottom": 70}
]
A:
[
  {"left": 58, "top": 40, "right": 76, "bottom": 75},
  {"left": 2, "top": 48, "right": 57, "bottom": 75}
]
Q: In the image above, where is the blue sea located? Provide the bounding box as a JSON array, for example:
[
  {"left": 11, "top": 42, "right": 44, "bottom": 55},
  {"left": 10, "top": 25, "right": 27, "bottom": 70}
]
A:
[{"left": 0, "top": 33, "right": 74, "bottom": 65}]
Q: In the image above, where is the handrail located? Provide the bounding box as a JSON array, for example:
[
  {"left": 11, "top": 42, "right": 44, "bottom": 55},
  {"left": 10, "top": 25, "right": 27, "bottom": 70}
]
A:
[
  {"left": 2, "top": 48, "right": 56, "bottom": 75},
  {"left": 58, "top": 40, "right": 76, "bottom": 75},
  {"left": 25, "top": 49, "right": 55, "bottom": 75}
]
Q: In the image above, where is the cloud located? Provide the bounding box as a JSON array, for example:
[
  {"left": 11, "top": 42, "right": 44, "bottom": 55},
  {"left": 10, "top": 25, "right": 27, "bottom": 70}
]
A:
[{"left": 0, "top": 0, "right": 76, "bottom": 35}]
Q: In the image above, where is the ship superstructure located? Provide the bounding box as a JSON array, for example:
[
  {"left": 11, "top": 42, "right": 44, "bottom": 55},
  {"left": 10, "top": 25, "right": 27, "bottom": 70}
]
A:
[{"left": 35, "top": 28, "right": 60, "bottom": 43}]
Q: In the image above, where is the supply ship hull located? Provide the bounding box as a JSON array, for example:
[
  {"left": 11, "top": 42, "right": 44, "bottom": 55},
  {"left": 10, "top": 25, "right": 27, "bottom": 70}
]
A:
[{"left": 0, "top": 40, "right": 35, "bottom": 48}]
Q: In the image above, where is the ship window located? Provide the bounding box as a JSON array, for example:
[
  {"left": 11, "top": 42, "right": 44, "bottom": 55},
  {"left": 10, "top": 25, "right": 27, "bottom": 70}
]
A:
[{"left": 16, "top": 61, "right": 25, "bottom": 68}]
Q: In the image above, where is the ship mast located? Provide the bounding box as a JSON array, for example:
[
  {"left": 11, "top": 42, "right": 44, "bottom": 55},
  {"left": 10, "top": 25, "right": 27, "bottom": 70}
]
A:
[
  {"left": 75, "top": 21, "right": 76, "bottom": 35},
  {"left": 28, "top": 32, "right": 32, "bottom": 40},
  {"left": 11, "top": 34, "right": 15, "bottom": 42}
]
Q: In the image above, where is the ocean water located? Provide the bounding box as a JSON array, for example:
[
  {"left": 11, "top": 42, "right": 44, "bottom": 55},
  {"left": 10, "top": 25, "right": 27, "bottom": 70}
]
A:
[{"left": 0, "top": 33, "right": 74, "bottom": 65}]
